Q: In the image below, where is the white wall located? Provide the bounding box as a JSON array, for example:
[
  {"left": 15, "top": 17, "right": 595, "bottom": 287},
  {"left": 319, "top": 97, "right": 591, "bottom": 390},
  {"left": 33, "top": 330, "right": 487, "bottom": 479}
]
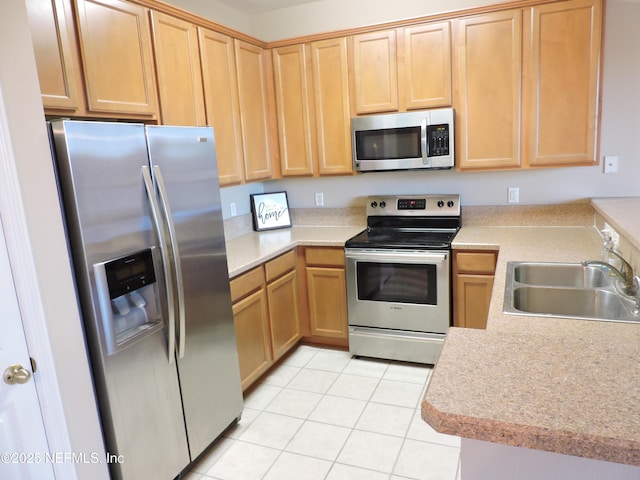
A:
[
  {"left": 208, "top": 0, "right": 640, "bottom": 216},
  {"left": 250, "top": 0, "right": 511, "bottom": 41},
  {"left": 0, "top": 2, "right": 108, "bottom": 478},
  {"left": 461, "top": 438, "right": 640, "bottom": 480},
  {"left": 161, "top": 0, "right": 252, "bottom": 32}
]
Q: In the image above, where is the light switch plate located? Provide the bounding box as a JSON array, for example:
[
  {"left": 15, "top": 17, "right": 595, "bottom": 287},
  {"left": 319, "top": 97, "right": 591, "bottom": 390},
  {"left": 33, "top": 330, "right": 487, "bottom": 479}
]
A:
[{"left": 604, "top": 155, "right": 619, "bottom": 173}]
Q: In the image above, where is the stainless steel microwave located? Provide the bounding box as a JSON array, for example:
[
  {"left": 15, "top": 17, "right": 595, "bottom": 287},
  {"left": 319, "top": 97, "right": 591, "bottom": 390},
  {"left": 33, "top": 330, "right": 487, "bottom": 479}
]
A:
[{"left": 351, "top": 108, "right": 454, "bottom": 172}]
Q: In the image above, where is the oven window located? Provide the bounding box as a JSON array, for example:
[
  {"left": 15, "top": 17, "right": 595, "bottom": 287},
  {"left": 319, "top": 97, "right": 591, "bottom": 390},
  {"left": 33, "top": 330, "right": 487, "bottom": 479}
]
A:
[
  {"left": 356, "top": 262, "right": 437, "bottom": 305},
  {"left": 355, "top": 127, "right": 421, "bottom": 160}
]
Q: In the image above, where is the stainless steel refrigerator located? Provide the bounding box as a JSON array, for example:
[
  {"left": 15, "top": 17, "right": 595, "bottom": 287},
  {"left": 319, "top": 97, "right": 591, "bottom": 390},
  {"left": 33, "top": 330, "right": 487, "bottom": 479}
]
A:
[{"left": 49, "top": 120, "right": 243, "bottom": 480}]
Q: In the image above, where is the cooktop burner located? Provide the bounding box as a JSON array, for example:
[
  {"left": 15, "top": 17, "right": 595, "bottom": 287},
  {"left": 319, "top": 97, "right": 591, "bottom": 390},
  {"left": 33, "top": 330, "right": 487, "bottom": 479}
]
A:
[
  {"left": 345, "top": 228, "right": 458, "bottom": 250},
  {"left": 345, "top": 194, "right": 461, "bottom": 250}
]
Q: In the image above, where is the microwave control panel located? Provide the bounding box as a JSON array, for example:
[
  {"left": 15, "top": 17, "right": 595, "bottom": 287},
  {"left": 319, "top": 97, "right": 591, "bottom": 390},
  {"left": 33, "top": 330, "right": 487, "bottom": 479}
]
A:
[{"left": 427, "top": 124, "right": 450, "bottom": 157}]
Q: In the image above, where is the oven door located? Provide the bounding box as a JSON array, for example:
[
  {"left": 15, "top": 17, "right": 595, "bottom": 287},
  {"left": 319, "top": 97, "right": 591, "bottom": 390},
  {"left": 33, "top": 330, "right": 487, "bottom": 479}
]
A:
[{"left": 345, "top": 248, "right": 450, "bottom": 334}]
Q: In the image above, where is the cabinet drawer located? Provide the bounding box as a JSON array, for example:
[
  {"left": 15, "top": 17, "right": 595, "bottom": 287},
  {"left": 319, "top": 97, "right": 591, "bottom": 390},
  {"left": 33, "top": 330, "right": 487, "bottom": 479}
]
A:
[
  {"left": 265, "top": 250, "right": 296, "bottom": 282},
  {"left": 230, "top": 266, "right": 265, "bottom": 303},
  {"left": 455, "top": 251, "right": 497, "bottom": 274},
  {"left": 305, "top": 247, "right": 345, "bottom": 267}
]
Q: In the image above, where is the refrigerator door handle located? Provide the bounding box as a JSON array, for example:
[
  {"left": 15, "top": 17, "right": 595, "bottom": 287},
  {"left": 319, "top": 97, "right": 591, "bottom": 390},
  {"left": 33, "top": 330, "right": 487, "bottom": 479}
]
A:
[
  {"left": 142, "top": 166, "right": 176, "bottom": 364},
  {"left": 153, "top": 165, "right": 187, "bottom": 360}
]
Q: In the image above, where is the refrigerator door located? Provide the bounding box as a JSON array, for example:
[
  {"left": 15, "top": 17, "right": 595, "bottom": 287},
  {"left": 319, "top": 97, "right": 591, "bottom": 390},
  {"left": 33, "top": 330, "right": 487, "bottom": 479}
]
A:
[
  {"left": 50, "top": 121, "right": 190, "bottom": 480},
  {"left": 145, "top": 126, "right": 243, "bottom": 459}
]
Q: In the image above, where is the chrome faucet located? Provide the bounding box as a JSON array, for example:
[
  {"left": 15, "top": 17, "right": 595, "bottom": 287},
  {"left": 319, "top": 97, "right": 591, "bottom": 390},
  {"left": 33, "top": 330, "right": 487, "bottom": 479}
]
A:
[{"left": 582, "top": 248, "right": 636, "bottom": 296}]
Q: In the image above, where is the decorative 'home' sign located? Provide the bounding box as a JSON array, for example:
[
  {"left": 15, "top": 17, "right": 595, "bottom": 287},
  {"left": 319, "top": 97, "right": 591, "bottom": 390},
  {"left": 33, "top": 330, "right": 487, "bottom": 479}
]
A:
[{"left": 250, "top": 191, "right": 292, "bottom": 231}]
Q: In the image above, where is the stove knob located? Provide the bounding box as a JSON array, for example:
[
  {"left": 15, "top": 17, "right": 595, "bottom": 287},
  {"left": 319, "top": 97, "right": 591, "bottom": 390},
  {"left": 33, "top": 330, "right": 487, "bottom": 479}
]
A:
[
  {"left": 437, "top": 200, "right": 445, "bottom": 208},
  {"left": 371, "top": 201, "right": 378, "bottom": 208},
  {"left": 380, "top": 201, "right": 386, "bottom": 208},
  {"left": 447, "top": 200, "right": 454, "bottom": 208}
]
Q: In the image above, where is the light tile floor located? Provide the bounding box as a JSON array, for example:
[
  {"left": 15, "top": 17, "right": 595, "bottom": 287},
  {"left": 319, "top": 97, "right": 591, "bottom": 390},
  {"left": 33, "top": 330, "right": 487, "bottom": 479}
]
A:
[{"left": 185, "top": 345, "right": 462, "bottom": 480}]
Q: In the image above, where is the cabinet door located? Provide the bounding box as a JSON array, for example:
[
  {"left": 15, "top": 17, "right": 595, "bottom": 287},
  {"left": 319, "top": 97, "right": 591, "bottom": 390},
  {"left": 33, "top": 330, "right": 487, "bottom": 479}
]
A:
[
  {"left": 234, "top": 40, "right": 277, "bottom": 181},
  {"left": 150, "top": 11, "right": 205, "bottom": 126},
  {"left": 198, "top": 28, "right": 245, "bottom": 185},
  {"left": 523, "top": 0, "right": 602, "bottom": 167},
  {"left": 75, "top": 0, "right": 157, "bottom": 116},
  {"left": 272, "top": 44, "right": 315, "bottom": 176},
  {"left": 232, "top": 288, "right": 272, "bottom": 391},
  {"left": 309, "top": 38, "right": 353, "bottom": 175},
  {"left": 454, "top": 274, "right": 494, "bottom": 329},
  {"left": 455, "top": 11, "right": 522, "bottom": 170},
  {"left": 350, "top": 30, "right": 398, "bottom": 114},
  {"left": 26, "top": 0, "right": 82, "bottom": 111},
  {"left": 399, "top": 22, "right": 452, "bottom": 110},
  {"left": 266, "top": 270, "right": 300, "bottom": 360},
  {"left": 306, "top": 267, "right": 348, "bottom": 339}
]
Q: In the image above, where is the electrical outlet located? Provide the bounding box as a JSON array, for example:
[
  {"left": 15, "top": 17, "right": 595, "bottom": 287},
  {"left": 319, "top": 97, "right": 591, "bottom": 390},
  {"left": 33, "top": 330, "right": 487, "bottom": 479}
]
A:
[
  {"left": 315, "top": 192, "right": 324, "bottom": 207},
  {"left": 507, "top": 187, "right": 520, "bottom": 204},
  {"left": 230, "top": 202, "right": 237, "bottom": 217}
]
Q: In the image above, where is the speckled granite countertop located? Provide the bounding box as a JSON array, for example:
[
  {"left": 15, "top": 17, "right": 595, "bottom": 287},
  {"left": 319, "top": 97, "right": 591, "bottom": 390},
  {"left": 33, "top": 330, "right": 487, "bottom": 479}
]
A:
[
  {"left": 423, "top": 224, "right": 640, "bottom": 466},
  {"left": 592, "top": 197, "right": 640, "bottom": 252},
  {"left": 225, "top": 226, "right": 363, "bottom": 278}
]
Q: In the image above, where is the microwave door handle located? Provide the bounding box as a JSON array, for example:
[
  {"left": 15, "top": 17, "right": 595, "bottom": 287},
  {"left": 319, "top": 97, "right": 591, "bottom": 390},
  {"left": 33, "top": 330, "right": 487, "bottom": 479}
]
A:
[
  {"left": 153, "top": 166, "right": 186, "bottom": 360},
  {"left": 142, "top": 166, "right": 176, "bottom": 364},
  {"left": 421, "top": 118, "right": 429, "bottom": 166}
]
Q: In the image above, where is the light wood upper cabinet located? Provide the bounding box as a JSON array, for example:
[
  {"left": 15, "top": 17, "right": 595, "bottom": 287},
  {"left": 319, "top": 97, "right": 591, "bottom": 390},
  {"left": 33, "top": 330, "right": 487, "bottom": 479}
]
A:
[
  {"left": 399, "top": 22, "right": 452, "bottom": 109},
  {"left": 350, "top": 30, "right": 398, "bottom": 114},
  {"left": 75, "top": 0, "right": 157, "bottom": 116},
  {"left": 309, "top": 38, "right": 353, "bottom": 175},
  {"left": 150, "top": 11, "right": 205, "bottom": 126},
  {"left": 523, "top": 0, "right": 601, "bottom": 167},
  {"left": 26, "top": 0, "right": 83, "bottom": 111},
  {"left": 272, "top": 44, "right": 315, "bottom": 176},
  {"left": 455, "top": 10, "right": 522, "bottom": 170},
  {"left": 234, "top": 40, "right": 278, "bottom": 181},
  {"left": 198, "top": 29, "right": 245, "bottom": 185}
]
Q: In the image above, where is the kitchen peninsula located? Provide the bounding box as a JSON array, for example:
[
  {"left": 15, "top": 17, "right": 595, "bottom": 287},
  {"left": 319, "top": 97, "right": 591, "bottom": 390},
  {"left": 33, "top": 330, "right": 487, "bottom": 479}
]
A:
[{"left": 422, "top": 198, "right": 640, "bottom": 479}]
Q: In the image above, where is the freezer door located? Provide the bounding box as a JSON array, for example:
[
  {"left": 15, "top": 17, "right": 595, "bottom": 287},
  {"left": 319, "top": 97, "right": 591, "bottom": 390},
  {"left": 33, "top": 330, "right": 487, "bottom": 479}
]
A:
[
  {"left": 145, "top": 125, "right": 243, "bottom": 459},
  {"left": 50, "top": 120, "right": 190, "bottom": 480}
]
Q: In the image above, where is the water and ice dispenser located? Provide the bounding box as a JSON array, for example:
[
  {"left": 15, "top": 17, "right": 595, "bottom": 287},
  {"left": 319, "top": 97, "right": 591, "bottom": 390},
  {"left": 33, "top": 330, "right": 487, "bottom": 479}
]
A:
[{"left": 94, "top": 248, "right": 163, "bottom": 355}]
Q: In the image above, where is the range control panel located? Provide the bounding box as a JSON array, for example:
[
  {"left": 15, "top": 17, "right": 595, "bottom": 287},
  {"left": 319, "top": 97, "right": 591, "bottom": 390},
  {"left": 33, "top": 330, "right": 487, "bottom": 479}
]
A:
[{"left": 366, "top": 194, "right": 460, "bottom": 217}]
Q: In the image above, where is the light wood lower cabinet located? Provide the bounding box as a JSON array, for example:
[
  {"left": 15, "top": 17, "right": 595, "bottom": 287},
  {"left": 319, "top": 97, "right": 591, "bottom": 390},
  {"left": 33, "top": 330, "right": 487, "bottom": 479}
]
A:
[
  {"left": 301, "top": 247, "right": 348, "bottom": 345},
  {"left": 232, "top": 286, "right": 271, "bottom": 391},
  {"left": 230, "top": 250, "right": 300, "bottom": 390},
  {"left": 267, "top": 270, "right": 301, "bottom": 359},
  {"left": 230, "top": 265, "right": 271, "bottom": 390},
  {"left": 453, "top": 250, "right": 498, "bottom": 329}
]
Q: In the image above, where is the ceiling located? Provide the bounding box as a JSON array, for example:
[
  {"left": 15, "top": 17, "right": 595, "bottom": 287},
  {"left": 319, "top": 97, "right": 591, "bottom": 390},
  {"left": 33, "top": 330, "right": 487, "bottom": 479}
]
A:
[{"left": 215, "top": 0, "right": 320, "bottom": 14}]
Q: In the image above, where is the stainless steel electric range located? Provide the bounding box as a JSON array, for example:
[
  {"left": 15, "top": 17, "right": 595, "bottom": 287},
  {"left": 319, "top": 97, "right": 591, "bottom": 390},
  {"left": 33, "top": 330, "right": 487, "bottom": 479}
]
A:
[{"left": 345, "top": 194, "right": 461, "bottom": 364}]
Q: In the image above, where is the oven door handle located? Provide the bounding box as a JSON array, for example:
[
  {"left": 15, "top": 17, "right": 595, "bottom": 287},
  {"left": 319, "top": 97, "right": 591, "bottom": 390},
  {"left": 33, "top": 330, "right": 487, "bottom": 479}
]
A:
[{"left": 345, "top": 250, "right": 447, "bottom": 264}]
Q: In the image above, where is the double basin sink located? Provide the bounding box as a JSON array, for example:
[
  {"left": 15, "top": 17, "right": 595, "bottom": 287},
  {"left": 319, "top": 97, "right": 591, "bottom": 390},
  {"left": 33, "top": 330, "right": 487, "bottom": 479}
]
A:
[{"left": 503, "top": 262, "right": 639, "bottom": 323}]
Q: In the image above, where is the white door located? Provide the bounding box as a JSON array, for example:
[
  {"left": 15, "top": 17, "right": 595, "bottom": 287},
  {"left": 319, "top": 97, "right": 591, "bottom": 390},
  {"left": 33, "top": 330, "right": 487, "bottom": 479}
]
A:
[{"left": 0, "top": 214, "right": 54, "bottom": 480}]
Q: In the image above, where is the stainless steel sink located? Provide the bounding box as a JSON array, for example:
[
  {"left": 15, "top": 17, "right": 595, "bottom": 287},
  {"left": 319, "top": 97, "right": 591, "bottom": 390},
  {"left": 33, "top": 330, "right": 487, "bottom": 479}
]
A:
[
  {"left": 513, "top": 262, "right": 609, "bottom": 288},
  {"left": 511, "top": 286, "right": 631, "bottom": 320},
  {"left": 504, "top": 262, "right": 639, "bottom": 323}
]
